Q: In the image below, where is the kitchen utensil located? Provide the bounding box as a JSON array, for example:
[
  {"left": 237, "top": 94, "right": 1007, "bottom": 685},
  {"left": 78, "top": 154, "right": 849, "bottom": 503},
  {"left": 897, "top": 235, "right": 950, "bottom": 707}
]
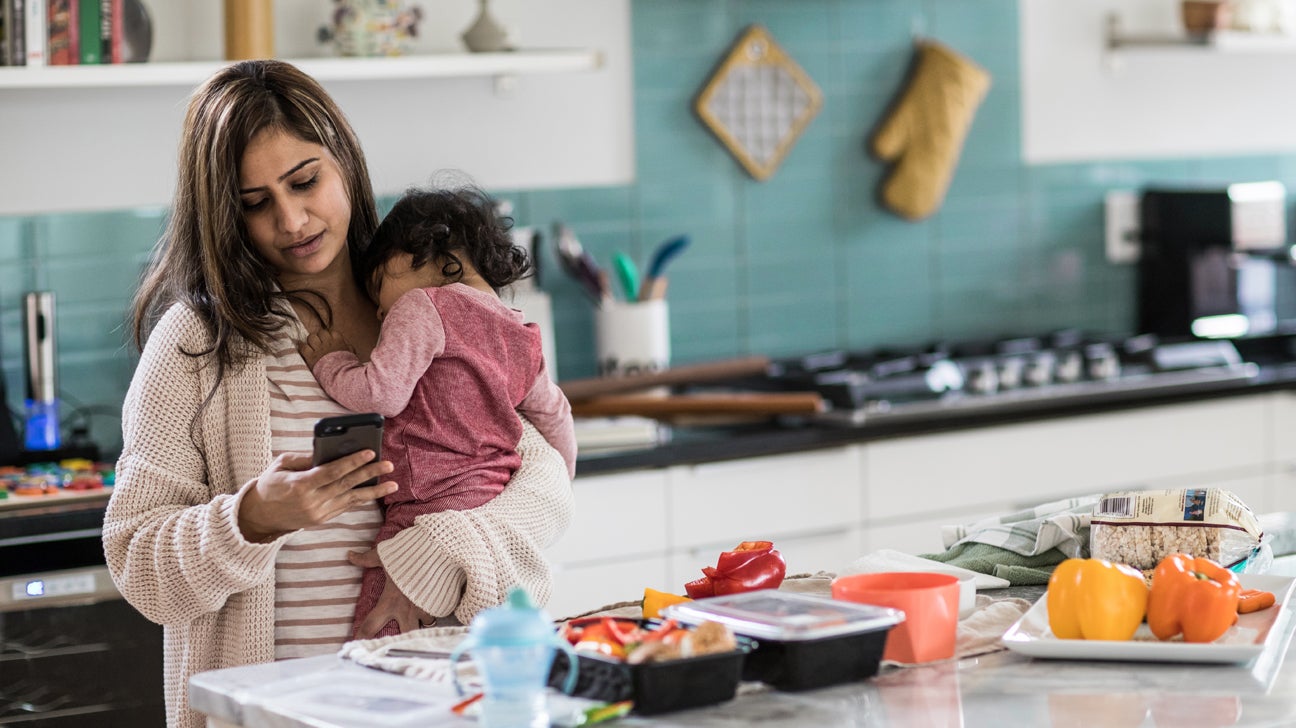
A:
[
  {"left": 646, "top": 235, "right": 690, "bottom": 279},
  {"left": 560, "top": 355, "right": 772, "bottom": 401},
  {"left": 640, "top": 235, "right": 690, "bottom": 301},
  {"left": 570, "top": 391, "right": 825, "bottom": 419},
  {"left": 553, "top": 223, "right": 606, "bottom": 304},
  {"left": 832, "top": 572, "right": 960, "bottom": 664},
  {"left": 612, "top": 252, "right": 641, "bottom": 301}
]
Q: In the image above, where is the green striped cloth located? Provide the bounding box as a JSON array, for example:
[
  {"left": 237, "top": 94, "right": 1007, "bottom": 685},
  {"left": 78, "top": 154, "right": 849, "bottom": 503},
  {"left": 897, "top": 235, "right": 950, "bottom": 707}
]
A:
[{"left": 920, "top": 496, "right": 1099, "bottom": 586}]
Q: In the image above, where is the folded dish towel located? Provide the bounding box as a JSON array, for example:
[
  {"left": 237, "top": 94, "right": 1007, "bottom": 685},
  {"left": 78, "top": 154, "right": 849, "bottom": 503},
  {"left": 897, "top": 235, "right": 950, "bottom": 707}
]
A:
[
  {"left": 918, "top": 495, "right": 1099, "bottom": 585},
  {"left": 923, "top": 542, "right": 1071, "bottom": 585},
  {"left": 938, "top": 495, "right": 1098, "bottom": 558}
]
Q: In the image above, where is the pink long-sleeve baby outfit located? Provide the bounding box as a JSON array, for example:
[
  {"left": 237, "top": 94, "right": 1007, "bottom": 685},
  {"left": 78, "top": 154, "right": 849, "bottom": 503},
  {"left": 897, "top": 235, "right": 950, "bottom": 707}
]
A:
[{"left": 312, "top": 283, "right": 576, "bottom": 634}]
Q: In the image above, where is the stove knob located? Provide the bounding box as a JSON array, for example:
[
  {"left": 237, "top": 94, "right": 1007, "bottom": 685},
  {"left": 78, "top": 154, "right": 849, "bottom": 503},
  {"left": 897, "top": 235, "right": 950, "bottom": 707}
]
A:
[
  {"left": 1054, "top": 350, "right": 1084, "bottom": 383},
  {"left": 1024, "top": 351, "right": 1056, "bottom": 387},
  {"left": 1086, "top": 344, "right": 1122, "bottom": 381},
  {"left": 998, "top": 356, "right": 1025, "bottom": 390},
  {"left": 964, "top": 360, "right": 999, "bottom": 394}
]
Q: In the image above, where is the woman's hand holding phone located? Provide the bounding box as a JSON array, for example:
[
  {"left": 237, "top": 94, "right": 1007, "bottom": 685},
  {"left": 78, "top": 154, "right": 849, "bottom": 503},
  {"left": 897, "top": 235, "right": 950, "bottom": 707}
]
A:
[{"left": 237, "top": 448, "right": 396, "bottom": 543}]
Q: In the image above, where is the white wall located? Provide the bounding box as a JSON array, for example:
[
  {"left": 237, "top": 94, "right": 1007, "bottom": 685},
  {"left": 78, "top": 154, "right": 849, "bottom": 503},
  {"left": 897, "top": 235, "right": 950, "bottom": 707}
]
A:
[
  {"left": 1021, "top": 0, "right": 1296, "bottom": 163},
  {"left": 0, "top": 0, "right": 632, "bottom": 215}
]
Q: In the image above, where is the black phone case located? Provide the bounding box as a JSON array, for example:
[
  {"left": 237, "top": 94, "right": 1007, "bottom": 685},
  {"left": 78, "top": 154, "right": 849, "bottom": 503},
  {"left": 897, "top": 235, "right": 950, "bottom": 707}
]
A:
[{"left": 313, "top": 413, "right": 383, "bottom": 487}]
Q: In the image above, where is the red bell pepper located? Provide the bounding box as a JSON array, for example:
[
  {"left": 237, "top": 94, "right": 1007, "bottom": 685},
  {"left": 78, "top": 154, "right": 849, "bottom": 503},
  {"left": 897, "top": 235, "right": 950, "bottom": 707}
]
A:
[{"left": 684, "top": 540, "right": 787, "bottom": 598}]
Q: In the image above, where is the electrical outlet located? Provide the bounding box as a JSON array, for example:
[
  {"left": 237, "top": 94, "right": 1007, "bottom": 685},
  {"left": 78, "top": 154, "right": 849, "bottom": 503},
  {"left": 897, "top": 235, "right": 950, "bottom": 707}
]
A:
[{"left": 1104, "top": 190, "right": 1141, "bottom": 264}]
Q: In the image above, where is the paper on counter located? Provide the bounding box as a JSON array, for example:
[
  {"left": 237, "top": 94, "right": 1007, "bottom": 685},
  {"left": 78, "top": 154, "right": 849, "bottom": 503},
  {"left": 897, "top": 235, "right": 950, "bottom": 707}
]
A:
[{"left": 840, "top": 548, "right": 1012, "bottom": 590}]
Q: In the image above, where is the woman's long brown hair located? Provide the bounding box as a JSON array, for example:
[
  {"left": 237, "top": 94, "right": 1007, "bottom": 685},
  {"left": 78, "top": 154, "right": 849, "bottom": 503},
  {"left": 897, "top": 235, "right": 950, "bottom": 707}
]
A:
[{"left": 130, "top": 60, "right": 379, "bottom": 394}]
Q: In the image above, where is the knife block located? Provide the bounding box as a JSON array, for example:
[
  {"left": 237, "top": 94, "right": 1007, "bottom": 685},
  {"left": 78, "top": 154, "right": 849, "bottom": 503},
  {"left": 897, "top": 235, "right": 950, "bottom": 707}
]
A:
[{"left": 595, "top": 299, "right": 670, "bottom": 381}]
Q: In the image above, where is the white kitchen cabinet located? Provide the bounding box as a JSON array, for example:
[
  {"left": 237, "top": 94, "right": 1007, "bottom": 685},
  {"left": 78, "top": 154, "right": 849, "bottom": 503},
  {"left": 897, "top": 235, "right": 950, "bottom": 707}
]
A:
[
  {"left": 545, "top": 469, "right": 670, "bottom": 566},
  {"left": 0, "top": 0, "right": 632, "bottom": 215},
  {"left": 667, "top": 447, "right": 862, "bottom": 550},
  {"left": 1267, "top": 391, "right": 1296, "bottom": 511},
  {"left": 864, "top": 395, "right": 1270, "bottom": 527}
]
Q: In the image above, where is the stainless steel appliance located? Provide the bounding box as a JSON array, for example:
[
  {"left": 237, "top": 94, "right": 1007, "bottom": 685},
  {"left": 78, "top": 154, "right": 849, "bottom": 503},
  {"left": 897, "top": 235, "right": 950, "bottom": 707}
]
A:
[
  {"left": 22, "top": 292, "right": 60, "bottom": 451},
  {"left": 0, "top": 506, "right": 164, "bottom": 726},
  {"left": 1138, "top": 181, "right": 1289, "bottom": 339}
]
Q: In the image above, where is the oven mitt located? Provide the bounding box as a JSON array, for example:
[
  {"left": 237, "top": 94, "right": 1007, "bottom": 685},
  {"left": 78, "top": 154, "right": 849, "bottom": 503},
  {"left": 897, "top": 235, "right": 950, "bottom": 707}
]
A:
[{"left": 871, "top": 41, "right": 991, "bottom": 221}]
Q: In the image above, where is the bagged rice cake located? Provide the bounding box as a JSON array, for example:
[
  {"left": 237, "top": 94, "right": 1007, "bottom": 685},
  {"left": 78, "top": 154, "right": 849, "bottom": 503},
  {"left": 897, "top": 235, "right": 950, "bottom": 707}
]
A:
[{"left": 1089, "top": 488, "right": 1263, "bottom": 571}]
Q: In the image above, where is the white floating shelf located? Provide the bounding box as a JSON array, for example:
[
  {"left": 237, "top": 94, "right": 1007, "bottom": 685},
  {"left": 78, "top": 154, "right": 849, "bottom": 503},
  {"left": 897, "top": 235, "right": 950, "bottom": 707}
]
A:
[
  {"left": 1107, "top": 13, "right": 1296, "bottom": 54},
  {"left": 0, "top": 49, "right": 604, "bottom": 89}
]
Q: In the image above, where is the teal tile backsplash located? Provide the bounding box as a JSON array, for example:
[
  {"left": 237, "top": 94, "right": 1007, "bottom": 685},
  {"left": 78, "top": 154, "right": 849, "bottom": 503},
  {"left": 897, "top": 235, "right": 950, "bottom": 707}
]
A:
[{"left": 7, "top": 0, "right": 1296, "bottom": 453}]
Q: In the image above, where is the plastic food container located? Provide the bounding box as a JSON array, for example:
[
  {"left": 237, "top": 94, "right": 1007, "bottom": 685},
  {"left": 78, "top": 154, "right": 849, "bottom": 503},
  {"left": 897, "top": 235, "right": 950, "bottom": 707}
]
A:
[
  {"left": 546, "top": 618, "right": 755, "bottom": 715},
  {"left": 663, "top": 590, "right": 904, "bottom": 691}
]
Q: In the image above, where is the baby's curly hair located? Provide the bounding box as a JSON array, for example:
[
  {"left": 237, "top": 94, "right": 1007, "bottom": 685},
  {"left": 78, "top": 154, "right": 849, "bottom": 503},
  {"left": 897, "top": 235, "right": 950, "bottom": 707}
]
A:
[{"left": 360, "top": 184, "right": 531, "bottom": 298}]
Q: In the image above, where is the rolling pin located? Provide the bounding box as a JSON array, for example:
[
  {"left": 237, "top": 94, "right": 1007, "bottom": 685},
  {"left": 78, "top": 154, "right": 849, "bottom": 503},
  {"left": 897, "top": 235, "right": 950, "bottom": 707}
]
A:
[
  {"left": 560, "top": 356, "right": 772, "bottom": 402},
  {"left": 570, "top": 391, "right": 825, "bottom": 419}
]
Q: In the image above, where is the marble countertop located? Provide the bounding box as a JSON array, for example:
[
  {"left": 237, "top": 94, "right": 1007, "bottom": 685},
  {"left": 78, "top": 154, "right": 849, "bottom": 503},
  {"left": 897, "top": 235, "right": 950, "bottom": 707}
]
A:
[{"left": 191, "top": 566, "right": 1296, "bottom": 728}]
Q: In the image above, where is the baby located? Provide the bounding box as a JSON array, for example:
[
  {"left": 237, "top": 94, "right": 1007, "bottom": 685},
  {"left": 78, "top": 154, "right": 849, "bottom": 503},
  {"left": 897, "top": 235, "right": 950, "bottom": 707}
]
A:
[{"left": 300, "top": 184, "right": 576, "bottom": 636}]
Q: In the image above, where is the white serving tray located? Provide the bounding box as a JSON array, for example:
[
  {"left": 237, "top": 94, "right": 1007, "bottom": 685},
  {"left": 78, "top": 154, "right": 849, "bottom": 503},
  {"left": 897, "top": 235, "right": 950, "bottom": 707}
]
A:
[{"left": 1002, "top": 573, "right": 1296, "bottom": 664}]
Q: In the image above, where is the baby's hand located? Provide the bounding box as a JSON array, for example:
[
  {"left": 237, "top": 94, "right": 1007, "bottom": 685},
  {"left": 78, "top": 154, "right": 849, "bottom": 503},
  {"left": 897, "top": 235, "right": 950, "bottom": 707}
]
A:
[{"left": 300, "top": 329, "right": 352, "bottom": 369}]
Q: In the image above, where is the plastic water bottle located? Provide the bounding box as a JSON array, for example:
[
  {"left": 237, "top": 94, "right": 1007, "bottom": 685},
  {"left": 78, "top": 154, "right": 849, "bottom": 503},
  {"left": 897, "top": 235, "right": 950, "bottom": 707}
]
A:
[{"left": 450, "top": 587, "right": 578, "bottom": 728}]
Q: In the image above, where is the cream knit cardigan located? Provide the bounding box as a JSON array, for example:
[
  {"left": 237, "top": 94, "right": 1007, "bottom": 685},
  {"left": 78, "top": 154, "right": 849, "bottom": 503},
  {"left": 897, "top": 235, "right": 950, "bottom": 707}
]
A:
[{"left": 103, "top": 304, "right": 574, "bottom": 728}]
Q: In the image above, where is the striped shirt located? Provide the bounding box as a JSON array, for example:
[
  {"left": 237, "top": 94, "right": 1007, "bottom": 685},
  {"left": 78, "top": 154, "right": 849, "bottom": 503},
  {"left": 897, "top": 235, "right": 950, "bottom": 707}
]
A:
[{"left": 266, "top": 324, "right": 382, "bottom": 660}]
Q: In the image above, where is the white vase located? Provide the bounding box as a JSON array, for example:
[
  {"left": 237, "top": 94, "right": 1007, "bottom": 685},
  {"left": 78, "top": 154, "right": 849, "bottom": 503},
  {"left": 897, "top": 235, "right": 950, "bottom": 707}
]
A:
[{"left": 461, "top": 0, "right": 513, "bottom": 52}]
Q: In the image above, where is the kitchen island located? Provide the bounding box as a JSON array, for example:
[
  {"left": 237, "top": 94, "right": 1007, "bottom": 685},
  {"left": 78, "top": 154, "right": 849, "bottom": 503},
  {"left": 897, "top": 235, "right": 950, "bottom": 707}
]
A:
[{"left": 191, "top": 563, "right": 1296, "bottom": 728}]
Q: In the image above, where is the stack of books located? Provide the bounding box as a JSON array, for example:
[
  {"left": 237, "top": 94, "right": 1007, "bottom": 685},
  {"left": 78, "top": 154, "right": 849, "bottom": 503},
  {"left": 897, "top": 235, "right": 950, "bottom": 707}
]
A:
[{"left": 2, "top": 0, "right": 131, "bottom": 67}]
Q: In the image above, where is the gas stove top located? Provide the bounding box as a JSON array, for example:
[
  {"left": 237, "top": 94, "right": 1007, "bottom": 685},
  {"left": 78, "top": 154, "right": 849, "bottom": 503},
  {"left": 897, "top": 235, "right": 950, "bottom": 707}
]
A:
[{"left": 735, "top": 333, "right": 1261, "bottom": 428}]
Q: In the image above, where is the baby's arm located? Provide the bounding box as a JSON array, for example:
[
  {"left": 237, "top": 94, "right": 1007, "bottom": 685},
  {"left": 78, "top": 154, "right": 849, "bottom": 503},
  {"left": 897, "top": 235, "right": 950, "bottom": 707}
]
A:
[
  {"left": 517, "top": 370, "right": 577, "bottom": 479},
  {"left": 310, "top": 289, "right": 446, "bottom": 417}
]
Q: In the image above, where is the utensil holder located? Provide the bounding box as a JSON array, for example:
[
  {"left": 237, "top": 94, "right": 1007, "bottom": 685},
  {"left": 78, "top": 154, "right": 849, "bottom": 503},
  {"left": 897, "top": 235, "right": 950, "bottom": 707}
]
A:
[{"left": 595, "top": 299, "right": 670, "bottom": 378}]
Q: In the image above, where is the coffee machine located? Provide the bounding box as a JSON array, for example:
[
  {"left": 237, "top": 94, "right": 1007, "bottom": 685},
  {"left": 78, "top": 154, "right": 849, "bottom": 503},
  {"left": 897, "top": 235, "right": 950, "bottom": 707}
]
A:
[{"left": 1138, "top": 181, "right": 1291, "bottom": 340}]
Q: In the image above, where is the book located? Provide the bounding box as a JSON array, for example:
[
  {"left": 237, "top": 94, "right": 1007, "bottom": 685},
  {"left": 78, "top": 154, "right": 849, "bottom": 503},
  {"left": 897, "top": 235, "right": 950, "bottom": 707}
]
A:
[
  {"left": 23, "top": 0, "right": 43, "bottom": 66},
  {"left": 7, "top": 0, "right": 24, "bottom": 65},
  {"left": 105, "top": 0, "right": 117, "bottom": 63},
  {"left": 76, "top": 0, "right": 96, "bottom": 63},
  {"left": 1, "top": 0, "right": 8, "bottom": 66},
  {"left": 46, "top": 0, "right": 75, "bottom": 65},
  {"left": 96, "top": 0, "right": 108, "bottom": 64}
]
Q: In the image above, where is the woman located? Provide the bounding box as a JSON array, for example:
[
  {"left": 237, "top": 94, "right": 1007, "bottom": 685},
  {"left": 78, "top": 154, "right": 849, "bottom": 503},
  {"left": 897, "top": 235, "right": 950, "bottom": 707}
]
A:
[{"left": 102, "top": 60, "right": 573, "bottom": 728}]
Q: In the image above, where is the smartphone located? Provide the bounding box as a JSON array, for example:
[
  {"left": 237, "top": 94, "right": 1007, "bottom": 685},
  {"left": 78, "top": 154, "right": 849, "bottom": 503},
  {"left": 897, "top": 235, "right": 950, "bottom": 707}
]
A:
[{"left": 312, "top": 413, "right": 384, "bottom": 488}]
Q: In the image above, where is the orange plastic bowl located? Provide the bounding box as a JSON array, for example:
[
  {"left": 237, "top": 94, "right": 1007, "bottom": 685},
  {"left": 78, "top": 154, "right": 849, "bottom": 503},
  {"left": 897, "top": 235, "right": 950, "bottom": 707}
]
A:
[{"left": 831, "top": 572, "right": 960, "bottom": 663}]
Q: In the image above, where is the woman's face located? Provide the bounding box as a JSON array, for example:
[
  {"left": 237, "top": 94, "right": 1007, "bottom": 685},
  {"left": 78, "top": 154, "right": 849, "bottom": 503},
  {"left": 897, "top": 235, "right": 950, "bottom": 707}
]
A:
[{"left": 238, "top": 128, "right": 352, "bottom": 282}]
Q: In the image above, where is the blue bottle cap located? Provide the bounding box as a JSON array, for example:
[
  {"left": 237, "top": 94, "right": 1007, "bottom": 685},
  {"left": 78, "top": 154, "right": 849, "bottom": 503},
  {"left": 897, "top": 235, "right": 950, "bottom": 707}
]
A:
[{"left": 468, "top": 587, "right": 555, "bottom": 648}]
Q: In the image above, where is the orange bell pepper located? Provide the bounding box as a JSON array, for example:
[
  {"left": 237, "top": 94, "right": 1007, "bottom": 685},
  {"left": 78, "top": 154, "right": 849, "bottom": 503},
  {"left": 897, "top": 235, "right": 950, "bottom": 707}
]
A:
[
  {"left": 1147, "top": 553, "right": 1241, "bottom": 643},
  {"left": 642, "top": 588, "right": 692, "bottom": 619},
  {"left": 1047, "top": 558, "right": 1149, "bottom": 641}
]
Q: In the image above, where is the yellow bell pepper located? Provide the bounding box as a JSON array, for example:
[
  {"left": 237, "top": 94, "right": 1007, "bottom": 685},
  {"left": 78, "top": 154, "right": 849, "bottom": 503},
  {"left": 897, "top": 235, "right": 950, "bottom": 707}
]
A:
[
  {"left": 642, "top": 587, "right": 692, "bottom": 619},
  {"left": 1047, "top": 558, "right": 1149, "bottom": 641}
]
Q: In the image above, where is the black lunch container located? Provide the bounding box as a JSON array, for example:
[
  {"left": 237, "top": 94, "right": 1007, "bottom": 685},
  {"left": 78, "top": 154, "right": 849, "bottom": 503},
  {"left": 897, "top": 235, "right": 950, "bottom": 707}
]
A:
[
  {"left": 546, "top": 618, "right": 755, "bottom": 715},
  {"left": 664, "top": 590, "right": 904, "bottom": 691}
]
